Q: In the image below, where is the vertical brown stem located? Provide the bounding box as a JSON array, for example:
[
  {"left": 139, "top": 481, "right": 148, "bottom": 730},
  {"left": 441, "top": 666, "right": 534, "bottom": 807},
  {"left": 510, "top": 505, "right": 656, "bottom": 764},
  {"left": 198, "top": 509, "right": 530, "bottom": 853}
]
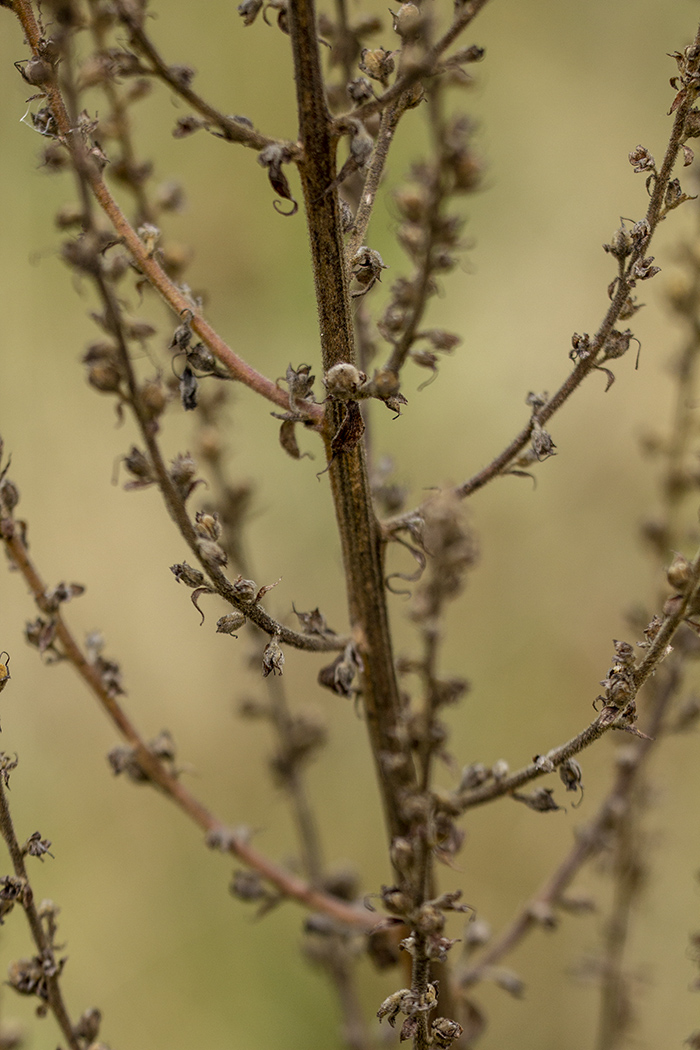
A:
[{"left": 287, "top": 0, "right": 416, "bottom": 842}]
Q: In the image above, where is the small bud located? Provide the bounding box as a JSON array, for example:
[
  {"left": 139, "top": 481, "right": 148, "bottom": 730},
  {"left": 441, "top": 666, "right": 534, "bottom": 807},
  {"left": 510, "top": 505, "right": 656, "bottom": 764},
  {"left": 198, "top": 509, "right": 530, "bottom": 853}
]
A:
[
  {"left": 323, "top": 362, "right": 367, "bottom": 400},
  {"left": 458, "top": 763, "right": 489, "bottom": 791},
  {"left": 390, "top": 3, "right": 422, "bottom": 38},
  {"left": 137, "top": 223, "right": 160, "bottom": 256},
  {"left": 667, "top": 551, "right": 692, "bottom": 590}
]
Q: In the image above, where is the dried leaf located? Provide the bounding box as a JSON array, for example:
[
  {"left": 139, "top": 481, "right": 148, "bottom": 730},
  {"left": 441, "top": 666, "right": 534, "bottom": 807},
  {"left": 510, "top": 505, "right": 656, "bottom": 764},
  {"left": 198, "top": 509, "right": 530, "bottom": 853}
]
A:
[
  {"left": 179, "top": 365, "right": 198, "bottom": 410},
  {"left": 258, "top": 144, "right": 298, "bottom": 215},
  {"left": 255, "top": 576, "right": 282, "bottom": 603},
  {"left": 279, "top": 418, "right": 312, "bottom": 460},
  {"left": 331, "top": 401, "right": 365, "bottom": 459},
  {"left": 292, "top": 605, "right": 334, "bottom": 635},
  {"left": 191, "top": 585, "right": 215, "bottom": 624}
]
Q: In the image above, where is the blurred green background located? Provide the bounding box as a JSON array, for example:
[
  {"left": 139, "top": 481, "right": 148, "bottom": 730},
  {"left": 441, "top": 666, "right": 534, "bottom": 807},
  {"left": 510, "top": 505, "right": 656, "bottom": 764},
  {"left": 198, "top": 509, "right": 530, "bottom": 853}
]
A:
[{"left": 1, "top": 1, "right": 700, "bottom": 1048}]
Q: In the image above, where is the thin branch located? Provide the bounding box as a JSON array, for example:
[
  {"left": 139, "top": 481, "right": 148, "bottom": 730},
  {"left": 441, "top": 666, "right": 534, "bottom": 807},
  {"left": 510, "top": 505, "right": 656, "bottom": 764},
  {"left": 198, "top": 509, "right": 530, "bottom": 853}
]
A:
[
  {"left": 455, "top": 36, "right": 700, "bottom": 499},
  {"left": 87, "top": 0, "right": 156, "bottom": 226},
  {"left": 382, "top": 28, "right": 700, "bottom": 533},
  {"left": 112, "top": 0, "right": 289, "bottom": 152},
  {"left": 458, "top": 659, "right": 681, "bottom": 990},
  {"left": 338, "top": 0, "right": 492, "bottom": 125},
  {"left": 0, "top": 514, "right": 374, "bottom": 931},
  {"left": 0, "top": 775, "right": 81, "bottom": 1049},
  {"left": 454, "top": 552, "right": 700, "bottom": 812},
  {"left": 11, "top": 0, "right": 321, "bottom": 423},
  {"left": 382, "top": 60, "right": 451, "bottom": 379},
  {"left": 346, "top": 94, "right": 410, "bottom": 261}
]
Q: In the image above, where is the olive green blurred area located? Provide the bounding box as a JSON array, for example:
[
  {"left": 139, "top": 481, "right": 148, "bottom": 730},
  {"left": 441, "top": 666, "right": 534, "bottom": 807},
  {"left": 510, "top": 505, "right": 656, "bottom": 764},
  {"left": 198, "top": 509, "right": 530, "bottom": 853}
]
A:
[{"left": 1, "top": 1, "right": 699, "bottom": 1048}]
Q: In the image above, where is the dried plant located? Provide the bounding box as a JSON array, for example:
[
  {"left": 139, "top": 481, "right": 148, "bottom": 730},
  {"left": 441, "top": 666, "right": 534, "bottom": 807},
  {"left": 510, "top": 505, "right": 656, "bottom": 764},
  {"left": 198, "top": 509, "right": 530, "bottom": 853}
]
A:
[{"left": 1, "top": 1, "right": 700, "bottom": 1048}]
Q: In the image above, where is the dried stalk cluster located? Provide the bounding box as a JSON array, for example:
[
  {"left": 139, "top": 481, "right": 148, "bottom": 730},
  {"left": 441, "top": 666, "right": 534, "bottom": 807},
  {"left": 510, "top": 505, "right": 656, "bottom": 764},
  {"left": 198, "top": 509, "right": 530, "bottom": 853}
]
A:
[{"left": 1, "top": 1, "right": 700, "bottom": 1048}]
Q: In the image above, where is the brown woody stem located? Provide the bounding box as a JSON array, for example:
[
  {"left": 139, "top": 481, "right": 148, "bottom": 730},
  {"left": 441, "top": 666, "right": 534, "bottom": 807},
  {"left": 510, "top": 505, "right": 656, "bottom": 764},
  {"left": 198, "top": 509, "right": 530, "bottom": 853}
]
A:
[{"left": 288, "top": 0, "right": 416, "bottom": 843}]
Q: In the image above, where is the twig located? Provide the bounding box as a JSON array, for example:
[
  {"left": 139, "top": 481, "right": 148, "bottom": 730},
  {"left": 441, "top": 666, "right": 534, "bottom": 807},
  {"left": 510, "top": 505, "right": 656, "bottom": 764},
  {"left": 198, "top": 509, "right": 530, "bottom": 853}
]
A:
[
  {"left": 382, "top": 27, "right": 700, "bottom": 532},
  {"left": 11, "top": 0, "right": 321, "bottom": 423},
  {"left": 346, "top": 95, "right": 411, "bottom": 261},
  {"left": 0, "top": 515, "right": 374, "bottom": 931},
  {"left": 112, "top": 0, "right": 288, "bottom": 152},
  {"left": 455, "top": 551, "right": 700, "bottom": 811},
  {"left": 339, "top": 0, "right": 493, "bottom": 125},
  {"left": 458, "top": 660, "right": 681, "bottom": 990},
  {"left": 0, "top": 772, "right": 81, "bottom": 1050}
]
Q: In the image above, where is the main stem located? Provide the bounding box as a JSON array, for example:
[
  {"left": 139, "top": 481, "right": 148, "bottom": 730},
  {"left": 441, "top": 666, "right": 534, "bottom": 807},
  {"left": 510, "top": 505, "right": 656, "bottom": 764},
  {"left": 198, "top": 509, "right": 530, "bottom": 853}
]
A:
[{"left": 287, "top": 0, "right": 416, "bottom": 844}]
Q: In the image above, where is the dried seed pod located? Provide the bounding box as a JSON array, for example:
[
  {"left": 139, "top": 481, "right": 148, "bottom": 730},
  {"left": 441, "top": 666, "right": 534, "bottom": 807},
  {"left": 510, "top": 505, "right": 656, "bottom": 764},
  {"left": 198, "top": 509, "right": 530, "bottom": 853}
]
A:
[
  {"left": 194, "top": 511, "right": 222, "bottom": 542},
  {"left": 603, "top": 223, "right": 633, "bottom": 259},
  {"left": 216, "top": 612, "right": 246, "bottom": 636},
  {"left": 347, "top": 77, "right": 374, "bottom": 103},
  {"left": 629, "top": 144, "right": 656, "bottom": 173},
  {"left": 323, "top": 362, "right": 367, "bottom": 400},
  {"left": 513, "top": 787, "right": 563, "bottom": 812},
  {"left": 390, "top": 2, "right": 422, "bottom": 38},
  {"left": 359, "top": 47, "right": 395, "bottom": 82},
  {"left": 140, "top": 376, "right": 168, "bottom": 420},
  {"left": 352, "top": 247, "right": 387, "bottom": 289},
  {"left": 170, "top": 562, "right": 206, "bottom": 588},
  {"left": 262, "top": 637, "right": 284, "bottom": 677},
  {"left": 0, "top": 474, "right": 19, "bottom": 514},
  {"left": 559, "top": 758, "right": 584, "bottom": 805},
  {"left": 22, "top": 832, "right": 53, "bottom": 860},
  {"left": 232, "top": 577, "right": 257, "bottom": 601},
  {"left": 74, "top": 1008, "right": 102, "bottom": 1044},
  {"left": 431, "top": 1018, "right": 464, "bottom": 1049},
  {"left": 0, "top": 652, "right": 10, "bottom": 694},
  {"left": 169, "top": 452, "right": 200, "bottom": 501}
]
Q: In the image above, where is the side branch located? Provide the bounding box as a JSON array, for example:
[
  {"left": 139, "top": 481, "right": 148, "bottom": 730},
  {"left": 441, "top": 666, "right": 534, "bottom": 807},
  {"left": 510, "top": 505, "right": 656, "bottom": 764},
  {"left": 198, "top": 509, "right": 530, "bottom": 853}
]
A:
[
  {"left": 458, "top": 658, "right": 680, "bottom": 990},
  {"left": 0, "top": 775, "right": 81, "bottom": 1049},
  {"left": 455, "top": 34, "right": 700, "bottom": 500},
  {"left": 10, "top": 0, "right": 320, "bottom": 423},
  {"left": 339, "top": 0, "right": 493, "bottom": 125},
  {"left": 455, "top": 551, "right": 700, "bottom": 811},
  {"left": 0, "top": 518, "right": 373, "bottom": 931},
  {"left": 111, "top": 0, "right": 291, "bottom": 151}
]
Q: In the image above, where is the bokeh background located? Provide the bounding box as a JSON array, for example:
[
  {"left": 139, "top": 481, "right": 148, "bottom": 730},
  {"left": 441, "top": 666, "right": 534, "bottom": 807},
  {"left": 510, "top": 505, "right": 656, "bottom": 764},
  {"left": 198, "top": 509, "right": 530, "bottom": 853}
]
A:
[{"left": 1, "top": 1, "right": 700, "bottom": 1048}]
